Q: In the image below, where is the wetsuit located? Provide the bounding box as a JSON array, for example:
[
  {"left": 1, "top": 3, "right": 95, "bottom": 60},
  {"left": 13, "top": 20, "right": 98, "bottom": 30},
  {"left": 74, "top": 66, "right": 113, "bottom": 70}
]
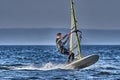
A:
[{"left": 56, "top": 34, "right": 74, "bottom": 62}]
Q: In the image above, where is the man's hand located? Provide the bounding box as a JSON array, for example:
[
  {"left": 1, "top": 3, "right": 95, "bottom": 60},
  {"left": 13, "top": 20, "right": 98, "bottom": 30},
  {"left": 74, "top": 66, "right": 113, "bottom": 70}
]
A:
[{"left": 68, "top": 32, "right": 72, "bottom": 36}]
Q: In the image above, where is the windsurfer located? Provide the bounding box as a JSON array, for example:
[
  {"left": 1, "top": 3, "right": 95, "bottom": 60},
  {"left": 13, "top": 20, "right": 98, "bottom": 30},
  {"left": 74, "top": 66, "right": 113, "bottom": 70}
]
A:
[{"left": 56, "top": 32, "right": 74, "bottom": 63}]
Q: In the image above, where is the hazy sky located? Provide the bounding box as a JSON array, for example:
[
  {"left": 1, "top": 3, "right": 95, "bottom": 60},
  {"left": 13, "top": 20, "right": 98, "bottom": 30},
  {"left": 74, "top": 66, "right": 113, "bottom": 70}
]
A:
[
  {"left": 0, "top": 0, "right": 120, "bottom": 45},
  {"left": 0, "top": 0, "right": 120, "bottom": 29}
]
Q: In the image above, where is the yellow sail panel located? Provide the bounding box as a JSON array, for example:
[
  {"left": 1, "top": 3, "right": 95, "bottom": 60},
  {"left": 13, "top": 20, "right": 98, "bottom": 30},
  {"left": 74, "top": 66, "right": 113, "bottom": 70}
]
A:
[{"left": 70, "top": 0, "right": 82, "bottom": 59}]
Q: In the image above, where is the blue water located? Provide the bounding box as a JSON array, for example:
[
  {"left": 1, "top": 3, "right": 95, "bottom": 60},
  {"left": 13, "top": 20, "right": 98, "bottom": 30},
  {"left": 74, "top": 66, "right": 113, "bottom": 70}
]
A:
[{"left": 0, "top": 45, "right": 119, "bottom": 80}]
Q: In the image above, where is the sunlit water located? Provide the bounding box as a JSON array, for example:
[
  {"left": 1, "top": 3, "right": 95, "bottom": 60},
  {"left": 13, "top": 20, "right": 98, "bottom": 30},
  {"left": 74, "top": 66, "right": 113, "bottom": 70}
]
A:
[{"left": 0, "top": 45, "right": 119, "bottom": 80}]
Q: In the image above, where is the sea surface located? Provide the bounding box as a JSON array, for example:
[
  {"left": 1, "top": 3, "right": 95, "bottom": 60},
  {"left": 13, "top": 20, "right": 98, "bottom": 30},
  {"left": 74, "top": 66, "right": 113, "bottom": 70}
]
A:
[{"left": 0, "top": 45, "right": 119, "bottom": 80}]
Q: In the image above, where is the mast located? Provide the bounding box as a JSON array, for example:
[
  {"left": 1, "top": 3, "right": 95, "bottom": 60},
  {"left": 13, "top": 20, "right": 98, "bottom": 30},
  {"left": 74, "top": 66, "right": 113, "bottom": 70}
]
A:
[{"left": 70, "top": 0, "right": 82, "bottom": 59}]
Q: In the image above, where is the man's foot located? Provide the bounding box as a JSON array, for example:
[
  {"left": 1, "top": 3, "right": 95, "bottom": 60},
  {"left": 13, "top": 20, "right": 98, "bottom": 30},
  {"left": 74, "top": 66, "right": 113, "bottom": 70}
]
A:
[
  {"left": 67, "top": 59, "right": 70, "bottom": 64},
  {"left": 71, "top": 53, "right": 74, "bottom": 61}
]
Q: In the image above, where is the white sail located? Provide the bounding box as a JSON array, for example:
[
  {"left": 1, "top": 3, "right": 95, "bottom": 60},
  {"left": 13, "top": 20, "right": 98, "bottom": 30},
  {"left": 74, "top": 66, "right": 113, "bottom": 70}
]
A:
[{"left": 69, "top": 0, "right": 82, "bottom": 60}]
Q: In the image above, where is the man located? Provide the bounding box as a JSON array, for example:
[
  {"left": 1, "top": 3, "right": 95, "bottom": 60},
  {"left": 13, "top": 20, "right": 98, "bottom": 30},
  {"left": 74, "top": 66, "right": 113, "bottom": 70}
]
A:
[{"left": 56, "top": 32, "right": 74, "bottom": 63}]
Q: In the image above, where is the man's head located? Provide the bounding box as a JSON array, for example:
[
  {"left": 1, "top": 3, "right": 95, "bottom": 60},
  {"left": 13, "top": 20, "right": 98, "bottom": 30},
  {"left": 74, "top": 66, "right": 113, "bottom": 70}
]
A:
[{"left": 57, "top": 33, "right": 62, "bottom": 39}]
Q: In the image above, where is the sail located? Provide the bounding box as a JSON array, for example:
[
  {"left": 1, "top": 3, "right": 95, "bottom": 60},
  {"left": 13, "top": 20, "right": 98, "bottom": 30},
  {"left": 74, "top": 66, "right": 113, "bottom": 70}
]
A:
[{"left": 69, "top": 0, "right": 82, "bottom": 60}]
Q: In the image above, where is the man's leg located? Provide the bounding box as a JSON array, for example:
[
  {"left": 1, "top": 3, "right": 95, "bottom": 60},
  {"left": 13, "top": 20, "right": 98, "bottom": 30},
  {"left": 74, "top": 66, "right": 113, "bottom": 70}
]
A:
[
  {"left": 68, "top": 53, "right": 74, "bottom": 61},
  {"left": 63, "top": 48, "right": 75, "bottom": 62},
  {"left": 71, "top": 53, "right": 74, "bottom": 61}
]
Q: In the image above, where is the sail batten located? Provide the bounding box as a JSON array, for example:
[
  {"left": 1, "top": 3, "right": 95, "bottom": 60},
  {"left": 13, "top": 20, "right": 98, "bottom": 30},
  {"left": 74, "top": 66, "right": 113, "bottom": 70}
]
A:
[{"left": 70, "top": 0, "right": 82, "bottom": 59}]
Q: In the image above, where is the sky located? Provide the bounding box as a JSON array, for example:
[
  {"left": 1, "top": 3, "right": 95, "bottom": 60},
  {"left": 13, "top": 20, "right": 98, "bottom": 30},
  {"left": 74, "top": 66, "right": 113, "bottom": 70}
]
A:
[
  {"left": 0, "top": 0, "right": 120, "bottom": 29},
  {"left": 0, "top": 0, "right": 120, "bottom": 45}
]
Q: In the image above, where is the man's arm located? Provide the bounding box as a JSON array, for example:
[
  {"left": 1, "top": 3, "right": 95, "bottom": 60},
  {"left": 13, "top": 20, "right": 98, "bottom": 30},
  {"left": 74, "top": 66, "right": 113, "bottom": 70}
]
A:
[
  {"left": 62, "top": 32, "right": 72, "bottom": 45},
  {"left": 62, "top": 34, "right": 68, "bottom": 40},
  {"left": 63, "top": 36, "right": 69, "bottom": 45},
  {"left": 62, "top": 32, "right": 72, "bottom": 40}
]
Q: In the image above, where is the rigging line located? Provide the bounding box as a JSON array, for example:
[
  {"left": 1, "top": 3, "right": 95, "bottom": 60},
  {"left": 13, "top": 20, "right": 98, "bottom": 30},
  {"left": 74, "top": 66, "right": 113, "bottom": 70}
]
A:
[
  {"left": 69, "top": 45, "right": 78, "bottom": 52},
  {"left": 70, "top": 27, "right": 75, "bottom": 31}
]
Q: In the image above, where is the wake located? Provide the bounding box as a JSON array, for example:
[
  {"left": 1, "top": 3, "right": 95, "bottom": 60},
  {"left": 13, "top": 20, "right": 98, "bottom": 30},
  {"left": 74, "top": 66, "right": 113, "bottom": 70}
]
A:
[
  {"left": 13, "top": 62, "right": 66, "bottom": 71},
  {"left": 39, "top": 62, "right": 66, "bottom": 70}
]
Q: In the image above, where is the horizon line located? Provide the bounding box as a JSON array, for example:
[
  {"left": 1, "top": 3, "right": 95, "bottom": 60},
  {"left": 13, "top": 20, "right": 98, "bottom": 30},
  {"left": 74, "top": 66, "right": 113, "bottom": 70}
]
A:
[
  {"left": 0, "top": 27, "right": 119, "bottom": 30},
  {"left": 0, "top": 44, "right": 120, "bottom": 46}
]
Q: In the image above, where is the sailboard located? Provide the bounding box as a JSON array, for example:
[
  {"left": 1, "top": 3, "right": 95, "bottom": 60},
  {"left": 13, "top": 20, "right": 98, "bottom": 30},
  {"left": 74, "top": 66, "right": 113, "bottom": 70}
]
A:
[{"left": 65, "top": 0, "right": 99, "bottom": 69}]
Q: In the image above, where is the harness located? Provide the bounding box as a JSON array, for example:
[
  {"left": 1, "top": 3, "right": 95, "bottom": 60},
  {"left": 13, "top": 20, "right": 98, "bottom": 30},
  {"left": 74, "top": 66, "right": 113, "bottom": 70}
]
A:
[{"left": 56, "top": 39, "right": 65, "bottom": 53}]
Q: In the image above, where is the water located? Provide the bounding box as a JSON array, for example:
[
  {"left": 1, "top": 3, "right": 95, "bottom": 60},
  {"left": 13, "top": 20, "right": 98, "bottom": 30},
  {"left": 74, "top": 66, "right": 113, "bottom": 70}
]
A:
[{"left": 0, "top": 45, "right": 119, "bottom": 80}]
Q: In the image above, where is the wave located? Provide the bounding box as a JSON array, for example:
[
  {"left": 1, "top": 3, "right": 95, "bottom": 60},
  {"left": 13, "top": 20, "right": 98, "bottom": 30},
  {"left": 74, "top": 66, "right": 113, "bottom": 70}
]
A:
[
  {"left": 14, "top": 62, "right": 68, "bottom": 71},
  {"left": 39, "top": 62, "right": 66, "bottom": 70},
  {"left": 0, "top": 62, "right": 67, "bottom": 71}
]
